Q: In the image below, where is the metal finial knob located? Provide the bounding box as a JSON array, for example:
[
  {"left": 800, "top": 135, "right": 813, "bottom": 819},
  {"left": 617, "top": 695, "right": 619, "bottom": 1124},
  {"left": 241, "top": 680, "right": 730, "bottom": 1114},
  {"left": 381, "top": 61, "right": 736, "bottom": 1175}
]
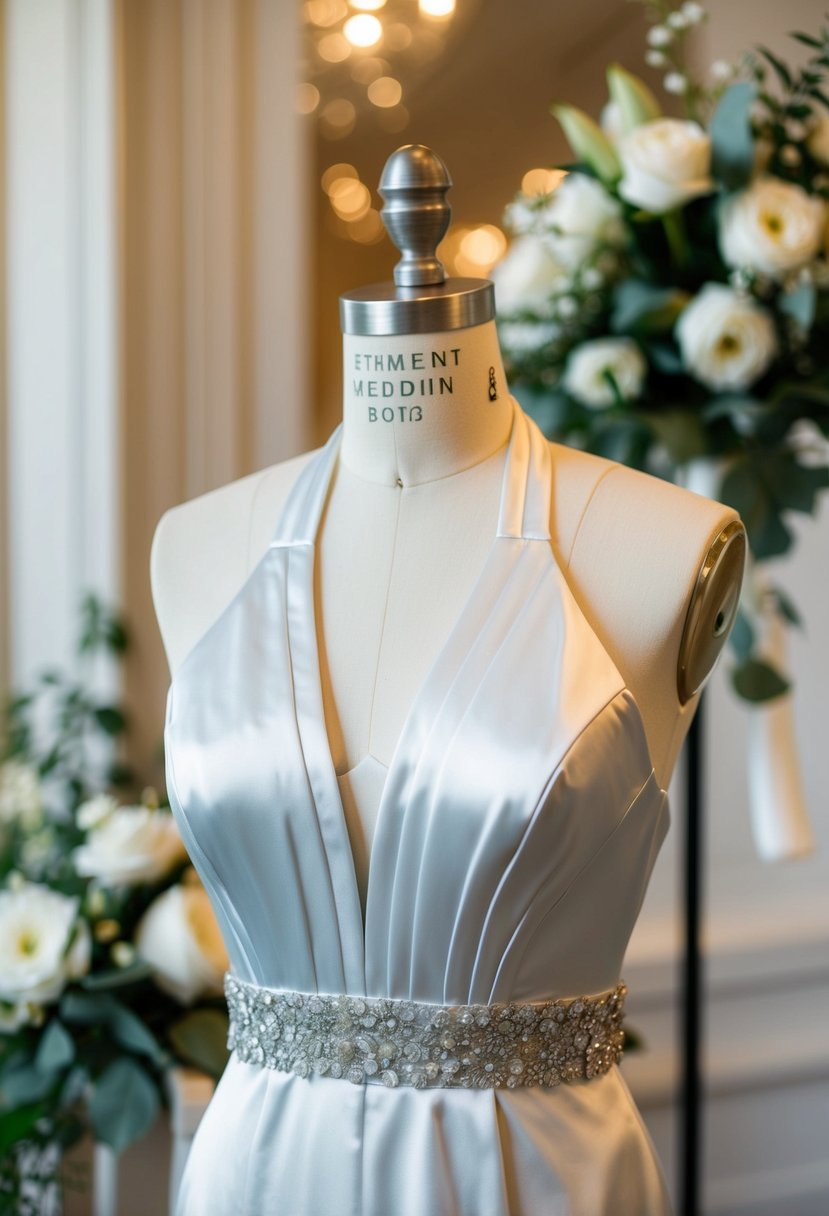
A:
[{"left": 379, "top": 145, "right": 452, "bottom": 288}]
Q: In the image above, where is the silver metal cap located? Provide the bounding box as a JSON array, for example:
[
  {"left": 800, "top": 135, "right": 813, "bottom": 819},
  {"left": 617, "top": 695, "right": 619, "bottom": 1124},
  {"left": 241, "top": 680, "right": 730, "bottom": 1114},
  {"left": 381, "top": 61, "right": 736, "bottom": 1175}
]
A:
[{"left": 340, "top": 143, "right": 495, "bottom": 337}]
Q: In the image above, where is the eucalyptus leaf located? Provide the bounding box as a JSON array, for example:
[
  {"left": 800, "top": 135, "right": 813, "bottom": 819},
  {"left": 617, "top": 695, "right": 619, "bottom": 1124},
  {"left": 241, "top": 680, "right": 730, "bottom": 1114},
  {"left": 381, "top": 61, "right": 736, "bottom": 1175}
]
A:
[
  {"left": 34, "top": 1019, "right": 75, "bottom": 1075},
  {"left": 779, "top": 282, "right": 817, "bottom": 330},
  {"left": 710, "top": 82, "right": 757, "bottom": 189},
  {"left": 89, "top": 1058, "right": 159, "bottom": 1153},
  {"left": 644, "top": 341, "right": 684, "bottom": 375},
  {"left": 108, "top": 1004, "right": 170, "bottom": 1069},
  {"left": 167, "top": 1009, "right": 230, "bottom": 1079},
  {"left": 644, "top": 410, "right": 708, "bottom": 464},
  {"left": 729, "top": 610, "right": 755, "bottom": 662},
  {"left": 80, "top": 959, "right": 155, "bottom": 991},
  {"left": 731, "top": 657, "right": 790, "bottom": 702},
  {"left": 769, "top": 585, "right": 803, "bottom": 628},
  {"left": 0, "top": 1061, "right": 56, "bottom": 1109},
  {"left": 589, "top": 417, "right": 651, "bottom": 468},
  {"left": 60, "top": 989, "right": 117, "bottom": 1027},
  {"left": 610, "top": 280, "right": 688, "bottom": 335}
]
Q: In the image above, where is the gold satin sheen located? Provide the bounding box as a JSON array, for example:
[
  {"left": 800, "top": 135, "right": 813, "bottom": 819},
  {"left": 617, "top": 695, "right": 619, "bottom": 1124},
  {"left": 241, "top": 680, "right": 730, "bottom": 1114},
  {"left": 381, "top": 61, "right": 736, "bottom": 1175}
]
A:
[{"left": 164, "top": 396, "right": 673, "bottom": 1214}]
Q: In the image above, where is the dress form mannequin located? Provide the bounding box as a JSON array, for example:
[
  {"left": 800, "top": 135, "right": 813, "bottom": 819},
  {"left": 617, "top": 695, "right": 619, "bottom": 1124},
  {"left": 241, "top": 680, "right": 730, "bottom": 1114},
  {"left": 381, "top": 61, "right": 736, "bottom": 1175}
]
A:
[{"left": 152, "top": 145, "right": 746, "bottom": 922}]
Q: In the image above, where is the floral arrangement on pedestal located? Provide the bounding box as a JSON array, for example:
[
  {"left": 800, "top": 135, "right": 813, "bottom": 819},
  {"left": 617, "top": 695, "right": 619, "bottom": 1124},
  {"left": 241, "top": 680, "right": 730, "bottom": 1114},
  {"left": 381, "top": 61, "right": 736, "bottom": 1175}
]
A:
[
  {"left": 0, "top": 596, "right": 229, "bottom": 1214},
  {"left": 492, "top": 1, "right": 829, "bottom": 858},
  {"left": 494, "top": 1, "right": 829, "bottom": 698}
]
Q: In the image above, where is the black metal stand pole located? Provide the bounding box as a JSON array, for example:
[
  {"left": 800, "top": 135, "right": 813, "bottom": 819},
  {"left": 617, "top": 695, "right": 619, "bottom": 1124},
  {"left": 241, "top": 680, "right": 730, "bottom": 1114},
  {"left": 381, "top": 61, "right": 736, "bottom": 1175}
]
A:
[{"left": 680, "top": 697, "right": 704, "bottom": 1216}]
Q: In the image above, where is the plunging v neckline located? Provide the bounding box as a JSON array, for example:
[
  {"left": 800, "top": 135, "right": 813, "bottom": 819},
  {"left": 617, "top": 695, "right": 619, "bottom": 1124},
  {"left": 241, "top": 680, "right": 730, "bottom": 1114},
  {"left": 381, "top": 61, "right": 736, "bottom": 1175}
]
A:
[{"left": 282, "top": 396, "right": 548, "bottom": 984}]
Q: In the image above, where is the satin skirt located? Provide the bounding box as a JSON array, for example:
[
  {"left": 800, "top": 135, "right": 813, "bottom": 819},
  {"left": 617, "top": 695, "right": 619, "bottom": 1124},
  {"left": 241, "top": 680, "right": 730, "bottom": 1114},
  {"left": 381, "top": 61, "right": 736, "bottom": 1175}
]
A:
[{"left": 174, "top": 1054, "right": 672, "bottom": 1216}]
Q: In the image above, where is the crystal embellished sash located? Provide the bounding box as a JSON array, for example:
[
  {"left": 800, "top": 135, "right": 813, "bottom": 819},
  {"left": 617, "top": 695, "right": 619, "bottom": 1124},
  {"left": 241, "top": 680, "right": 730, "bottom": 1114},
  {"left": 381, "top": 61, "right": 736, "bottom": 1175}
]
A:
[{"left": 224, "top": 972, "right": 628, "bottom": 1090}]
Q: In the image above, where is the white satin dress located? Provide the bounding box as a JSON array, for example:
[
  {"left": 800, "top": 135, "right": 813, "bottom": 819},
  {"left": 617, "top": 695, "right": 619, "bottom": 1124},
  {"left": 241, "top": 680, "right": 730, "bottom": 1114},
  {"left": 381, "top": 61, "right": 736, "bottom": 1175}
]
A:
[{"left": 163, "top": 398, "right": 673, "bottom": 1215}]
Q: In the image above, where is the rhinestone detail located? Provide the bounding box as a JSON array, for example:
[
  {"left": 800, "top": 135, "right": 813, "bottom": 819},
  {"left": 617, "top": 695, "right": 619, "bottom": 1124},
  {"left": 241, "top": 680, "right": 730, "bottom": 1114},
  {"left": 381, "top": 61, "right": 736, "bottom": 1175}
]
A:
[{"left": 224, "top": 972, "right": 628, "bottom": 1090}]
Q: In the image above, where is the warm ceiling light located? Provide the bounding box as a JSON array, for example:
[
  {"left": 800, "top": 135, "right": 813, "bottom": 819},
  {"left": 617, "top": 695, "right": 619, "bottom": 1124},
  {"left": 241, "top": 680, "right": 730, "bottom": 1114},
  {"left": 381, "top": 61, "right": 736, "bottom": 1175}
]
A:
[
  {"left": 458, "top": 224, "right": 507, "bottom": 270},
  {"left": 349, "top": 208, "right": 385, "bottom": 243},
  {"left": 320, "top": 98, "right": 357, "bottom": 138},
  {"left": 343, "top": 13, "right": 383, "bottom": 46},
  {"left": 305, "top": 0, "right": 347, "bottom": 27},
  {"left": 350, "top": 0, "right": 386, "bottom": 9},
  {"left": 350, "top": 56, "right": 388, "bottom": 83},
  {"left": 321, "top": 163, "right": 359, "bottom": 193},
  {"left": 384, "top": 23, "right": 413, "bottom": 50},
  {"left": 521, "top": 168, "right": 567, "bottom": 196},
  {"left": 330, "top": 178, "right": 371, "bottom": 220},
  {"left": 419, "top": 0, "right": 455, "bottom": 15},
  {"left": 295, "top": 83, "right": 321, "bottom": 115},
  {"left": 318, "top": 32, "right": 351, "bottom": 62},
  {"left": 367, "top": 76, "right": 402, "bottom": 108}
]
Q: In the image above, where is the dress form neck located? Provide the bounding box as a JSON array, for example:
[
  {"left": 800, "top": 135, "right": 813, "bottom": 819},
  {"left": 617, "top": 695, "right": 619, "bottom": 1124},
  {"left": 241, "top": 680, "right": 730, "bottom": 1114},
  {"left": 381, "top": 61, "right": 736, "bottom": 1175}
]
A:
[{"left": 340, "top": 319, "right": 514, "bottom": 488}]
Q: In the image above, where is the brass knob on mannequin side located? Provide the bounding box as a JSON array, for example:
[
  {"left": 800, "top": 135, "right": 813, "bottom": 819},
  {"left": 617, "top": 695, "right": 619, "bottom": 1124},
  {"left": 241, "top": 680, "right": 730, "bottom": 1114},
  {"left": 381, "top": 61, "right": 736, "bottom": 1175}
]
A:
[
  {"left": 339, "top": 143, "right": 494, "bottom": 337},
  {"left": 677, "top": 520, "right": 747, "bottom": 703}
]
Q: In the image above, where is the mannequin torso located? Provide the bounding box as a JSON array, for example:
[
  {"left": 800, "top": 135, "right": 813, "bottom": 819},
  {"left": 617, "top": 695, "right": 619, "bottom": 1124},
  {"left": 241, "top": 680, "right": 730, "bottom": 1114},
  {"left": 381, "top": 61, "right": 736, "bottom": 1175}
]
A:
[{"left": 152, "top": 320, "right": 744, "bottom": 914}]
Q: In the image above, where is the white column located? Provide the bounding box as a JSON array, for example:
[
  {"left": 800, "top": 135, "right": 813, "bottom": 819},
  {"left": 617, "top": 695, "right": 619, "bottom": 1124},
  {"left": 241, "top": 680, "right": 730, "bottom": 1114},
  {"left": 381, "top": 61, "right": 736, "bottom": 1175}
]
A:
[
  {"left": 254, "top": 0, "right": 310, "bottom": 462},
  {"left": 5, "top": 0, "right": 118, "bottom": 687}
]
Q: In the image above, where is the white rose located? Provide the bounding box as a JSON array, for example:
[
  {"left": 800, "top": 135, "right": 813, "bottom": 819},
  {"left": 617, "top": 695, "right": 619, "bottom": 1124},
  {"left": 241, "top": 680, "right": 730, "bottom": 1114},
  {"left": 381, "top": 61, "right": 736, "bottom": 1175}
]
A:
[
  {"left": 135, "top": 883, "right": 228, "bottom": 1005},
  {"left": 563, "top": 337, "right": 647, "bottom": 408},
  {"left": 807, "top": 111, "right": 829, "bottom": 165},
  {"left": 675, "top": 282, "right": 777, "bottom": 391},
  {"left": 0, "top": 760, "right": 44, "bottom": 831},
  {"left": 73, "top": 805, "right": 187, "bottom": 887},
  {"left": 538, "top": 173, "right": 625, "bottom": 270},
  {"left": 491, "top": 234, "right": 567, "bottom": 315},
  {"left": 77, "top": 792, "right": 119, "bottom": 831},
  {"left": 0, "top": 883, "right": 91, "bottom": 1027},
  {"left": 718, "top": 177, "right": 825, "bottom": 282},
  {"left": 498, "top": 319, "right": 562, "bottom": 353},
  {"left": 618, "top": 118, "right": 713, "bottom": 213}
]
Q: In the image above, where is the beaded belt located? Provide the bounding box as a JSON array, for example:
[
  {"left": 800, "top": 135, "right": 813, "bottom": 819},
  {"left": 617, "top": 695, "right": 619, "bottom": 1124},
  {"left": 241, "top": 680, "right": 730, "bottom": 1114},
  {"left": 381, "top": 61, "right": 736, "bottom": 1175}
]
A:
[{"left": 224, "top": 972, "right": 627, "bottom": 1090}]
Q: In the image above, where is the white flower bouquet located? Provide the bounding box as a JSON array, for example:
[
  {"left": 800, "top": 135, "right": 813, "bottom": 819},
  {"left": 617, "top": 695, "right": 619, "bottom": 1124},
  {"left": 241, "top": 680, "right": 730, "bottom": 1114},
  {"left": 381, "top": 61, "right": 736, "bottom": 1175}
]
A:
[
  {"left": 494, "top": 1, "right": 829, "bottom": 704},
  {"left": 0, "top": 595, "right": 229, "bottom": 1212}
]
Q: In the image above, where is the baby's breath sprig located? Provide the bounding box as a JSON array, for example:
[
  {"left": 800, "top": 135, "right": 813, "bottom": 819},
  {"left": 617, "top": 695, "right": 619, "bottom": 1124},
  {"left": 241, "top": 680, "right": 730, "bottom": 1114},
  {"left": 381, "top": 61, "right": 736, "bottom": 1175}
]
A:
[{"left": 633, "top": 0, "right": 710, "bottom": 123}]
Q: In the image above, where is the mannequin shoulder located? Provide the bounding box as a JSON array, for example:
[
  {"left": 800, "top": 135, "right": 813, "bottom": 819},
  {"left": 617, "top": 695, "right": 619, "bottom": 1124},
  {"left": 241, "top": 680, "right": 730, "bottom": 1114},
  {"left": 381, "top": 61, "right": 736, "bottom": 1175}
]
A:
[
  {"left": 151, "top": 448, "right": 319, "bottom": 677},
  {"left": 547, "top": 438, "right": 746, "bottom": 699}
]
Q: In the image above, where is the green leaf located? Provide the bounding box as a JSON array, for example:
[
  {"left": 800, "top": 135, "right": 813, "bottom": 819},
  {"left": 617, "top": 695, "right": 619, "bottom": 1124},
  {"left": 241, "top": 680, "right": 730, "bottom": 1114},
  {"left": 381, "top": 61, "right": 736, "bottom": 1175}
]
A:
[
  {"left": 611, "top": 281, "right": 689, "bottom": 336},
  {"left": 769, "top": 585, "right": 803, "bottom": 628},
  {"left": 644, "top": 340, "right": 684, "bottom": 375},
  {"left": 89, "top": 1058, "right": 159, "bottom": 1153},
  {"left": 94, "top": 705, "right": 127, "bottom": 736},
  {"left": 108, "top": 1005, "right": 169, "bottom": 1069},
  {"left": 729, "top": 610, "right": 755, "bottom": 661},
  {"left": 551, "top": 105, "right": 621, "bottom": 183},
  {"left": 644, "top": 410, "right": 708, "bottom": 464},
  {"left": 0, "top": 1099, "right": 50, "bottom": 1157},
  {"left": 789, "top": 32, "right": 823, "bottom": 50},
  {"left": 731, "top": 657, "right": 791, "bottom": 702},
  {"left": 718, "top": 450, "right": 829, "bottom": 558},
  {"left": 606, "top": 63, "right": 661, "bottom": 132},
  {"left": 80, "top": 959, "right": 155, "bottom": 991},
  {"left": 757, "top": 45, "right": 792, "bottom": 89},
  {"left": 710, "top": 82, "right": 757, "bottom": 189},
  {"left": 60, "top": 989, "right": 116, "bottom": 1027},
  {"left": 167, "top": 1009, "right": 230, "bottom": 1079},
  {"left": 779, "top": 282, "right": 817, "bottom": 331},
  {"left": 0, "top": 1061, "right": 56, "bottom": 1108},
  {"left": 61, "top": 990, "right": 169, "bottom": 1069},
  {"left": 34, "top": 1019, "right": 75, "bottom": 1075}
]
